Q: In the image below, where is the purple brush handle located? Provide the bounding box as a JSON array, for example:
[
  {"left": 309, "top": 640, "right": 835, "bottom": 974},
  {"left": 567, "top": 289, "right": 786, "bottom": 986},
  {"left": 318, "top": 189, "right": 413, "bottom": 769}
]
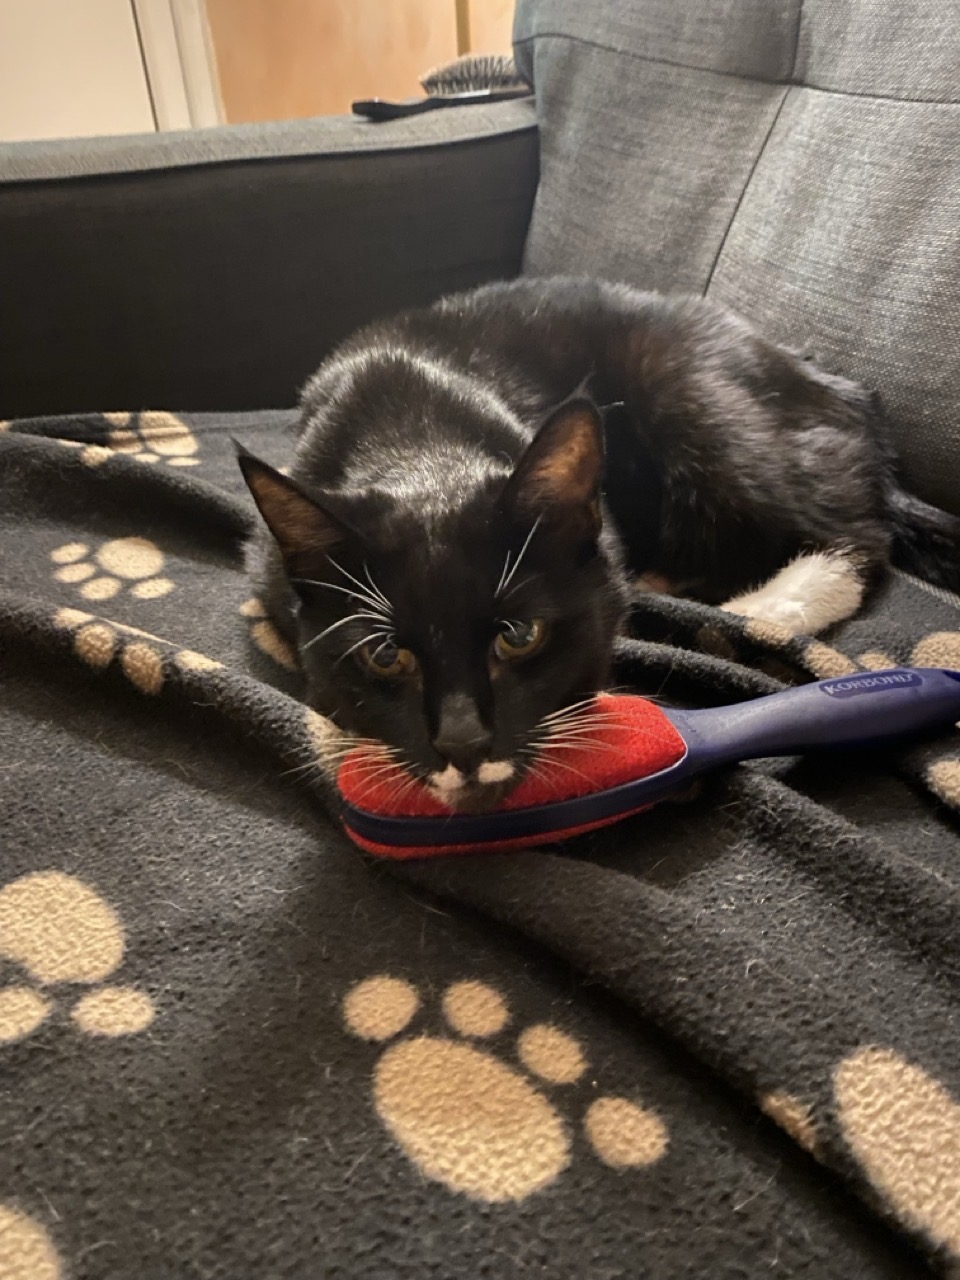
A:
[{"left": 668, "top": 667, "right": 960, "bottom": 771}]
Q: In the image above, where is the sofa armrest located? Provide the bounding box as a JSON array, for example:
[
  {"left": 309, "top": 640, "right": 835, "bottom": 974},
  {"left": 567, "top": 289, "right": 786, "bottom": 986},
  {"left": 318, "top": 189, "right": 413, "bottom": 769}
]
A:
[{"left": 0, "top": 101, "right": 538, "bottom": 416}]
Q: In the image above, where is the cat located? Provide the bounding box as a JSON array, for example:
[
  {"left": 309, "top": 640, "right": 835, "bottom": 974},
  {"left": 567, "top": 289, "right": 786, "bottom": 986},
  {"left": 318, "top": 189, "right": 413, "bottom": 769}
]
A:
[{"left": 238, "top": 276, "right": 960, "bottom": 813}]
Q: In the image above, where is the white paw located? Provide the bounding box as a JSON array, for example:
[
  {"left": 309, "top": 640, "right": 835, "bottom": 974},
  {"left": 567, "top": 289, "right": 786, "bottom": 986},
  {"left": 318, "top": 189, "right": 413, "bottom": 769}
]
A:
[
  {"left": 721, "top": 551, "right": 865, "bottom": 636},
  {"left": 720, "top": 595, "right": 808, "bottom": 635}
]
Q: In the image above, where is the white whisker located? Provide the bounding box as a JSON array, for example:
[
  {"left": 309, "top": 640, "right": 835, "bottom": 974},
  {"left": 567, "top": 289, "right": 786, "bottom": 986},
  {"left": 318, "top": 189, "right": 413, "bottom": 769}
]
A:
[
  {"left": 376, "top": 766, "right": 423, "bottom": 808},
  {"left": 539, "top": 696, "right": 601, "bottom": 724},
  {"left": 540, "top": 714, "right": 623, "bottom": 733},
  {"left": 346, "top": 760, "right": 409, "bottom": 788},
  {"left": 335, "top": 634, "right": 377, "bottom": 666},
  {"left": 328, "top": 734, "right": 395, "bottom": 753},
  {"left": 392, "top": 774, "right": 424, "bottom": 803},
  {"left": 367, "top": 639, "right": 395, "bottom": 665},
  {"left": 501, "top": 573, "right": 537, "bottom": 602},
  {"left": 362, "top": 562, "right": 393, "bottom": 612},
  {"left": 542, "top": 728, "right": 625, "bottom": 745},
  {"left": 527, "top": 754, "right": 597, "bottom": 787},
  {"left": 539, "top": 738, "right": 624, "bottom": 758},
  {"left": 545, "top": 714, "right": 625, "bottom": 732},
  {"left": 302, "top": 612, "right": 392, "bottom": 653},
  {"left": 292, "top": 576, "right": 389, "bottom": 619},
  {"left": 495, "top": 550, "right": 512, "bottom": 598},
  {"left": 496, "top": 515, "right": 542, "bottom": 600},
  {"left": 517, "top": 747, "right": 584, "bottom": 793},
  {"left": 280, "top": 759, "right": 324, "bottom": 781},
  {"left": 328, "top": 556, "right": 394, "bottom": 619},
  {"left": 283, "top": 745, "right": 364, "bottom": 781},
  {"left": 334, "top": 743, "right": 397, "bottom": 766},
  {"left": 517, "top": 757, "right": 552, "bottom": 788}
]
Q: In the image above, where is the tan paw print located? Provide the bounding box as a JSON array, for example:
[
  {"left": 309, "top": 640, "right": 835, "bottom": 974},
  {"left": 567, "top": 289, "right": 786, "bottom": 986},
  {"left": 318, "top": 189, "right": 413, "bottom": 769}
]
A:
[
  {"left": 0, "top": 1203, "right": 62, "bottom": 1280},
  {"left": 835, "top": 1046, "right": 960, "bottom": 1258},
  {"left": 0, "top": 871, "right": 155, "bottom": 1044},
  {"left": 105, "top": 411, "right": 200, "bottom": 467},
  {"left": 761, "top": 1089, "right": 819, "bottom": 1156},
  {"left": 343, "top": 976, "right": 668, "bottom": 1202},
  {"left": 240, "top": 597, "right": 297, "bottom": 671},
  {"left": 0, "top": 872, "right": 157, "bottom": 1280},
  {"left": 54, "top": 607, "right": 223, "bottom": 697},
  {"left": 50, "top": 537, "right": 174, "bottom": 602}
]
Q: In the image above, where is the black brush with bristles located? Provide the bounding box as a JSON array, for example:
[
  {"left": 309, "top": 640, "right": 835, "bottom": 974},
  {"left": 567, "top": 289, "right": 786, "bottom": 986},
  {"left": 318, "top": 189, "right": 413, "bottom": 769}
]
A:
[
  {"left": 420, "top": 53, "right": 529, "bottom": 96},
  {"left": 352, "top": 53, "right": 531, "bottom": 122}
]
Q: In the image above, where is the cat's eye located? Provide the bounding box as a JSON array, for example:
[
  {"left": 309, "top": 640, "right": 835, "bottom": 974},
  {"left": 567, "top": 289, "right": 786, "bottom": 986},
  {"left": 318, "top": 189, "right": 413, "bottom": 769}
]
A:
[
  {"left": 359, "top": 639, "right": 417, "bottom": 679},
  {"left": 494, "top": 618, "right": 547, "bottom": 661}
]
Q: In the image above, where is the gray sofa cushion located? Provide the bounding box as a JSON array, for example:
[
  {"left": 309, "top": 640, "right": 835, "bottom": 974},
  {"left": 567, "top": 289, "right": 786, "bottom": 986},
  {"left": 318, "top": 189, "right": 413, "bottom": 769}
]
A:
[{"left": 515, "top": 0, "right": 960, "bottom": 515}]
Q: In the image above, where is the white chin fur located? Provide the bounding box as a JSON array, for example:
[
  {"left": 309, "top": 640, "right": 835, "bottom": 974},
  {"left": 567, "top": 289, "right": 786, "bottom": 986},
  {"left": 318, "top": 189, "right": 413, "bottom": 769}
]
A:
[
  {"left": 427, "top": 759, "right": 516, "bottom": 803},
  {"left": 477, "top": 760, "right": 515, "bottom": 784},
  {"left": 429, "top": 764, "right": 465, "bottom": 796}
]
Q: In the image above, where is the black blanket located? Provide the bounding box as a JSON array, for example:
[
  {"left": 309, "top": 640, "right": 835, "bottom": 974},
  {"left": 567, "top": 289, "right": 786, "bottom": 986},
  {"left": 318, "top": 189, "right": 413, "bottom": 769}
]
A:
[{"left": 2, "top": 409, "right": 958, "bottom": 1279}]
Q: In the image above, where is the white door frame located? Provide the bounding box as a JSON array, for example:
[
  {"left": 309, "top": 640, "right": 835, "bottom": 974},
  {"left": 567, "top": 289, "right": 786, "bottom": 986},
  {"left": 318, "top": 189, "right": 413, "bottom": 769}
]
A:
[{"left": 132, "top": 0, "right": 224, "bottom": 130}]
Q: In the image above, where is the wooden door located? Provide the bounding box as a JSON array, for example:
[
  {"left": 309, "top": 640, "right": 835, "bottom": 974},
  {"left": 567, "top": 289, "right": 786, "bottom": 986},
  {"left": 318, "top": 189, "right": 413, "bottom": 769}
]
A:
[
  {"left": 206, "top": 0, "right": 461, "bottom": 123},
  {"left": 467, "top": 0, "right": 514, "bottom": 54}
]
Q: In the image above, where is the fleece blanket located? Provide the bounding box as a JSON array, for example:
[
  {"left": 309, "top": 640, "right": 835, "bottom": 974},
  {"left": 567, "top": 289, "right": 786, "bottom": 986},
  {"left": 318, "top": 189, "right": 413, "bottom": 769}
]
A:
[{"left": 1, "top": 409, "right": 958, "bottom": 1280}]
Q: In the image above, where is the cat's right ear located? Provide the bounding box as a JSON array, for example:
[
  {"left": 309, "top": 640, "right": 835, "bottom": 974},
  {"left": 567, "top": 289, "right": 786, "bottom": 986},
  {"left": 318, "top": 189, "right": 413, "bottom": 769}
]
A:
[
  {"left": 502, "top": 399, "right": 604, "bottom": 539},
  {"left": 235, "top": 445, "right": 346, "bottom": 561}
]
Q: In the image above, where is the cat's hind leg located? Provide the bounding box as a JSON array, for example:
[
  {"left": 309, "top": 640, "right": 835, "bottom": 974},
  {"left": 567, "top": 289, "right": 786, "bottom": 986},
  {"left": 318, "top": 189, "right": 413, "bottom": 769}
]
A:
[{"left": 719, "top": 548, "right": 868, "bottom": 636}]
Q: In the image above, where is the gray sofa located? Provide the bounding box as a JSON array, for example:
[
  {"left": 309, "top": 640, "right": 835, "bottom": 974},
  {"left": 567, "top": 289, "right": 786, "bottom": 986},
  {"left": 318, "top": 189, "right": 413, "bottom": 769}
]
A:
[
  {"left": 1, "top": 3, "right": 959, "bottom": 1277},
  {"left": 516, "top": 0, "right": 960, "bottom": 519},
  {"left": 4, "top": 0, "right": 959, "bottom": 516}
]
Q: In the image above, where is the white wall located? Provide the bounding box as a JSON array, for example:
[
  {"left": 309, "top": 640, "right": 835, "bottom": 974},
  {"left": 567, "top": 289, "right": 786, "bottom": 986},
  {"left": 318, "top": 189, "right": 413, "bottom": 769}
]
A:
[{"left": 0, "top": 0, "right": 156, "bottom": 142}]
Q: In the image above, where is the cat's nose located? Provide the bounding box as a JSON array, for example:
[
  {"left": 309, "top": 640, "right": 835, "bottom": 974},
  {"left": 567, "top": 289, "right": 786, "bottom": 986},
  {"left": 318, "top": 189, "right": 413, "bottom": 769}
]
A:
[{"left": 431, "top": 693, "right": 493, "bottom": 776}]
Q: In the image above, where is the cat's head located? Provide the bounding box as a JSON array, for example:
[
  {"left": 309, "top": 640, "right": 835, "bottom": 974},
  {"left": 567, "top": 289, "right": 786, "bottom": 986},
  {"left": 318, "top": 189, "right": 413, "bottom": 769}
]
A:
[{"left": 239, "top": 401, "right": 628, "bottom": 812}]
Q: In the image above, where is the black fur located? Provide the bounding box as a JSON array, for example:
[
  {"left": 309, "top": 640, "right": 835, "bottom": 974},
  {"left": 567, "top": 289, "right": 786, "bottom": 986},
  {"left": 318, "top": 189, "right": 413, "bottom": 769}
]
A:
[
  {"left": 240, "top": 277, "right": 959, "bottom": 806},
  {"left": 888, "top": 487, "right": 960, "bottom": 592}
]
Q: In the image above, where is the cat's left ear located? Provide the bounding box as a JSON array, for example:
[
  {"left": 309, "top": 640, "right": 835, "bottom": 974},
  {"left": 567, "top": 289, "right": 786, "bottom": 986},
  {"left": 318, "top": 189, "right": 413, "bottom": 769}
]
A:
[{"left": 502, "top": 399, "right": 604, "bottom": 538}]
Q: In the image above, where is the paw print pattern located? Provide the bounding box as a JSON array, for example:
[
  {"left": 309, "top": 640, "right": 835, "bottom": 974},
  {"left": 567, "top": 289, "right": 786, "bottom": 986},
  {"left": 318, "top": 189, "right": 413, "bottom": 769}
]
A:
[
  {"left": 835, "top": 1046, "right": 960, "bottom": 1258},
  {"left": 737, "top": 615, "right": 860, "bottom": 680},
  {"left": 0, "top": 1203, "right": 62, "bottom": 1280},
  {"left": 240, "top": 597, "right": 298, "bottom": 671},
  {"left": 51, "top": 412, "right": 201, "bottom": 470},
  {"left": 0, "top": 871, "right": 155, "bottom": 1043},
  {"left": 54, "top": 607, "right": 224, "bottom": 698},
  {"left": 105, "top": 411, "right": 200, "bottom": 467},
  {"left": 343, "top": 976, "right": 668, "bottom": 1202},
  {"left": 0, "top": 872, "right": 155, "bottom": 1279},
  {"left": 50, "top": 537, "right": 174, "bottom": 602},
  {"left": 761, "top": 1090, "right": 819, "bottom": 1155}
]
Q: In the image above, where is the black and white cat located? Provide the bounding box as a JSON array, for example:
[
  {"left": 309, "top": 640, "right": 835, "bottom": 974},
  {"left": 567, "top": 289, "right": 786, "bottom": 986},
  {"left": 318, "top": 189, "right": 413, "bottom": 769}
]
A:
[{"left": 239, "top": 277, "right": 960, "bottom": 812}]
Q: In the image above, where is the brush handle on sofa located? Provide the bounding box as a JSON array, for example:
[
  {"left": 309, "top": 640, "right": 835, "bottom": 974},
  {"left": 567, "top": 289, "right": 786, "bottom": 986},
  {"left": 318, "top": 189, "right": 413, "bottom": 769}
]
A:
[
  {"left": 670, "top": 667, "right": 960, "bottom": 769},
  {"left": 352, "top": 89, "right": 529, "bottom": 121}
]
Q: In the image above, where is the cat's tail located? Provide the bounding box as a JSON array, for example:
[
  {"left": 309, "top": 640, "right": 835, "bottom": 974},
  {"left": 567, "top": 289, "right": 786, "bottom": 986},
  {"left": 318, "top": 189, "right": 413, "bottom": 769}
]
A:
[{"left": 887, "top": 483, "right": 960, "bottom": 594}]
